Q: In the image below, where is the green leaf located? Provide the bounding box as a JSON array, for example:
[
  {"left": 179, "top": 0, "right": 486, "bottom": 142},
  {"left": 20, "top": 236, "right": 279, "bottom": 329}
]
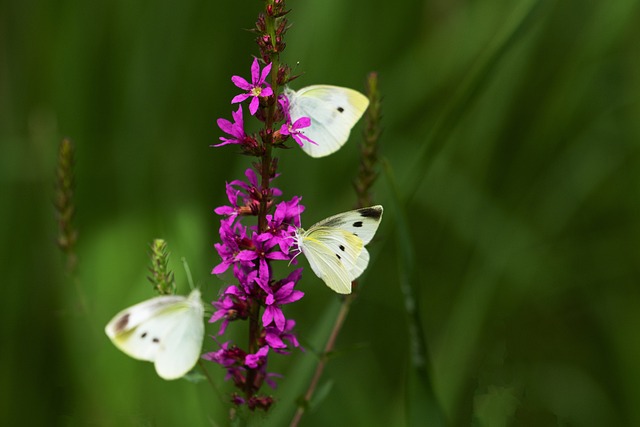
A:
[{"left": 384, "top": 160, "right": 446, "bottom": 427}]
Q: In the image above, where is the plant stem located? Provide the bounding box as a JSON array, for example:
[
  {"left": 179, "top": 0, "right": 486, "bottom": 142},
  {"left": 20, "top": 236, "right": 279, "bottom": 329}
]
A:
[
  {"left": 289, "top": 293, "right": 355, "bottom": 427},
  {"left": 246, "top": 0, "right": 281, "bottom": 400}
]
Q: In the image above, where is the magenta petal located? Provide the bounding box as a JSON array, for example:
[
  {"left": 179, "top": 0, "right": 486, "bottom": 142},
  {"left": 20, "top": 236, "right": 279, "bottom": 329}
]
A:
[
  {"left": 209, "top": 310, "right": 226, "bottom": 323},
  {"left": 259, "top": 258, "right": 270, "bottom": 280},
  {"left": 262, "top": 307, "right": 274, "bottom": 326},
  {"left": 217, "top": 319, "right": 229, "bottom": 335},
  {"left": 249, "top": 97, "right": 259, "bottom": 115},
  {"left": 255, "top": 276, "right": 271, "bottom": 294},
  {"left": 245, "top": 168, "right": 258, "bottom": 186},
  {"left": 293, "top": 117, "right": 311, "bottom": 129},
  {"left": 266, "top": 332, "right": 285, "bottom": 349},
  {"left": 212, "top": 261, "right": 230, "bottom": 274},
  {"left": 231, "top": 105, "right": 244, "bottom": 124},
  {"left": 232, "top": 75, "right": 251, "bottom": 90},
  {"left": 266, "top": 294, "right": 275, "bottom": 305},
  {"left": 250, "top": 57, "right": 260, "bottom": 82},
  {"left": 214, "top": 206, "right": 235, "bottom": 215},
  {"left": 274, "top": 310, "right": 285, "bottom": 331},
  {"left": 236, "top": 250, "right": 257, "bottom": 261},
  {"left": 232, "top": 93, "right": 250, "bottom": 104},
  {"left": 261, "top": 86, "right": 274, "bottom": 98},
  {"left": 260, "top": 62, "right": 272, "bottom": 82},
  {"left": 217, "top": 118, "right": 234, "bottom": 133},
  {"left": 285, "top": 290, "right": 304, "bottom": 304},
  {"left": 266, "top": 251, "right": 289, "bottom": 261},
  {"left": 274, "top": 202, "right": 286, "bottom": 223}
]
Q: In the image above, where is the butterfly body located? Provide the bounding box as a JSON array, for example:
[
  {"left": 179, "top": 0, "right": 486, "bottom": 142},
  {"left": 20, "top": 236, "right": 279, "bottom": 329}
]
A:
[
  {"left": 295, "top": 205, "right": 383, "bottom": 294},
  {"left": 284, "top": 85, "right": 369, "bottom": 158},
  {"left": 105, "top": 289, "right": 204, "bottom": 380}
]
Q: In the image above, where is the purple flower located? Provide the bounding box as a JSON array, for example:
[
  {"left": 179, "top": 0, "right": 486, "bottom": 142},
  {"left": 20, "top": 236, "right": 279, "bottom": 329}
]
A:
[
  {"left": 215, "top": 105, "right": 248, "bottom": 147},
  {"left": 245, "top": 345, "right": 269, "bottom": 368},
  {"left": 211, "top": 217, "right": 248, "bottom": 275},
  {"left": 202, "top": 341, "right": 238, "bottom": 367},
  {"left": 278, "top": 94, "right": 317, "bottom": 147},
  {"left": 280, "top": 117, "right": 316, "bottom": 147},
  {"left": 232, "top": 58, "right": 273, "bottom": 115},
  {"left": 265, "top": 319, "right": 300, "bottom": 351},
  {"left": 261, "top": 278, "right": 304, "bottom": 331},
  {"left": 209, "top": 285, "right": 248, "bottom": 335}
]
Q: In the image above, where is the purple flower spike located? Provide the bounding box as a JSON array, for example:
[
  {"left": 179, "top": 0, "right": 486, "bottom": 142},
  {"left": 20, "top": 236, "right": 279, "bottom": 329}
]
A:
[
  {"left": 207, "top": 139, "right": 306, "bottom": 405},
  {"left": 231, "top": 58, "right": 273, "bottom": 115}
]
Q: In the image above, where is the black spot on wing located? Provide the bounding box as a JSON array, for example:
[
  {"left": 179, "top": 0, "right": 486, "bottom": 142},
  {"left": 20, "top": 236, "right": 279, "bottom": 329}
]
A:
[
  {"left": 337, "top": 106, "right": 344, "bottom": 113},
  {"left": 353, "top": 221, "right": 363, "bottom": 228},
  {"left": 336, "top": 253, "right": 341, "bottom": 260},
  {"left": 115, "top": 314, "right": 130, "bottom": 332},
  {"left": 139, "top": 331, "right": 160, "bottom": 344},
  {"left": 358, "top": 207, "right": 382, "bottom": 220},
  {"left": 339, "top": 245, "right": 345, "bottom": 251}
]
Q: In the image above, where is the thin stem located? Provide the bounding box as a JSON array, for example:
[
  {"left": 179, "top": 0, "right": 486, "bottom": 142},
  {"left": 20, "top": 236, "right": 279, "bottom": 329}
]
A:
[
  {"left": 292, "top": 73, "right": 382, "bottom": 426},
  {"left": 246, "top": 0, "right": 281, "bottom": 400},
  {"left": 290, "top": 293, "right": 355, "bottom": 427}
]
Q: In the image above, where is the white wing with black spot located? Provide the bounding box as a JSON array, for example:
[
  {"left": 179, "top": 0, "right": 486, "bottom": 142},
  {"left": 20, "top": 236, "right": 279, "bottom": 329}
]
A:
[
  {"left": 285, "top": 85, "right": 369, "bottom": 158},
  {"left": 105, "top": 289, "right": 204, "bottom": 380},
  {"left": 295, "top": 206, "right": 383, "bottom": 294}
]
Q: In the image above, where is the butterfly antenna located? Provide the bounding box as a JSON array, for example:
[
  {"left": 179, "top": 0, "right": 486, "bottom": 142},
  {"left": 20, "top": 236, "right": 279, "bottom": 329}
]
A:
[
  {"left": 288, "top": 231, "right": 302, "bottom": 266},
  {"left": 181, "top": 257, "right": 196, "bottom": 291}
]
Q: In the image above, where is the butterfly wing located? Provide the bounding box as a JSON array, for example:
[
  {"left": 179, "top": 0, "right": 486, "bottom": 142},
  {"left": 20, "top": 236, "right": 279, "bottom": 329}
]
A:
[
  {"left": 313, "top": 205, "right": 383, "bottom": 245},
  {"left": 105, "top": 289, "right": 204, "bottom": 380},
  {"left": 288, "top": 85, "right": 369, "bottom": 158},
  {"left": 349, "top": 247, "right": 370, "bottom": 280},
  {"left": 300, "top": 228, "right": 364, "bottom": 294},
  {"left": 297, "top": 206, "right": 383, "bottom": 294},
  {"left": 153, "top": 292, "right": 205, "bottom": 380},
  {"left": 105, "top": 293, "right": 187, "bottom": 360}
]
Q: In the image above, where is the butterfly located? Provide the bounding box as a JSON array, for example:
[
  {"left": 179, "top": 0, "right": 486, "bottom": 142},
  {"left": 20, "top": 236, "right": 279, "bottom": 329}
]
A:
[
  {"left": 284, "top": 85, "right": 369, "bottom": 158},
  {"left": 105, "top": 289, "right": 204, "bottom": 380},
  {"left": 294, "top": 205, "right": 383, "bottom": 294}
]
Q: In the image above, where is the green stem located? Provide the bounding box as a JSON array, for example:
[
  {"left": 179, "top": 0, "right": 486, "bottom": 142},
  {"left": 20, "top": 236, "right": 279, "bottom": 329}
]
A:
[
  {"left": 246, "top": 0, "right": 281, "bottom": 400},
  {"left": 289, "top": 293, "right": 355, "bottom": 426}
]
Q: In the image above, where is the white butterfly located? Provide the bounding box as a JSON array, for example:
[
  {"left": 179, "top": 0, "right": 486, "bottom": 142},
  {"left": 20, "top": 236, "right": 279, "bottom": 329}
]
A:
[
  {"left": 284, "top": 85, "right": 370, "bottom": 158},
  {"left": 294, "top": 205, "right": 383, "bottom": 294},
  {"left": 105, "top": 289, "right": 204, "bottom": 380}
]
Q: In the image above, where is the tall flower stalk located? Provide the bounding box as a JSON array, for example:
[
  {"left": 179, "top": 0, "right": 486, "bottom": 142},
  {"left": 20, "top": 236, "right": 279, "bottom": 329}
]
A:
[
  {"left": 206, "top": 1, "right": 378, "bottom": 418},
  {"left": 204, "top": 0, "right": 309, "bottom": 411}
]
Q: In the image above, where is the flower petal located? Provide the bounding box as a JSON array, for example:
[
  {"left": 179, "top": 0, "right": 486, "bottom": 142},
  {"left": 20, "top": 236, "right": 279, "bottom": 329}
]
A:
[
  {"left": 249, "top": 97, "right": 259, "bottom": 115},
  {"left": 231, "top": 75, "right": 251, "bottom": 90},
  {"left": 260, "top": 62, "right": 272, "bottom": 83},
  {"left": 231, "top": 93, "right": 250, "bottom": 104},
  {"left": 250, "top": 57, "right": 261, "bottom": 83}
]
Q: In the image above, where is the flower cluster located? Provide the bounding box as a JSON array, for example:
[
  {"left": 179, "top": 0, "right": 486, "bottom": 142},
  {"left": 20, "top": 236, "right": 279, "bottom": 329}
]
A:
[
  {"left": 204, "top": 164, "right": 306, "bottom": 409},
  {"left": 214, "top": 56, "right": 316, "bottom": 154},
  {"left": 205, "top": 0, "right": 317, "bottom": 411}
]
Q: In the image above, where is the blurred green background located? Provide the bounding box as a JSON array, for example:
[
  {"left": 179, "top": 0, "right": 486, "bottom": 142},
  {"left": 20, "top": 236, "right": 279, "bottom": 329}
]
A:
[{"left": 2, "top": 0, "right": 640, "bottom": 425}]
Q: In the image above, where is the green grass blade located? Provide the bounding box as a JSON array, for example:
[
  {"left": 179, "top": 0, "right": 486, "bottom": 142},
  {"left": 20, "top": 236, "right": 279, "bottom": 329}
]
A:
[
  {"left": 383, "top": 159, "right": 446, "bottom": 427},
  {"left": 405, "top": 0, "right": 549, "bottom": 201}
]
